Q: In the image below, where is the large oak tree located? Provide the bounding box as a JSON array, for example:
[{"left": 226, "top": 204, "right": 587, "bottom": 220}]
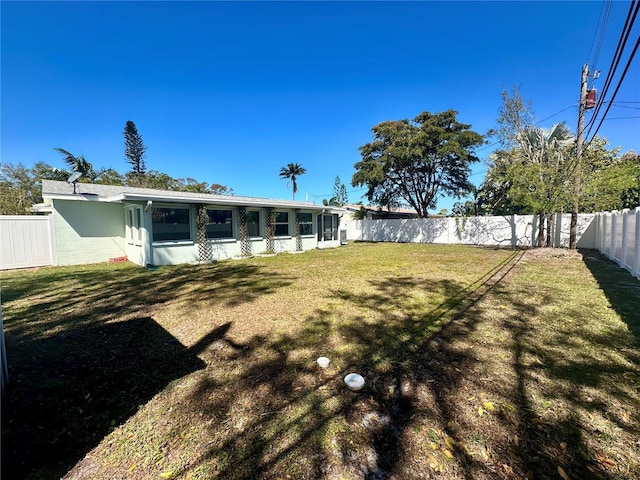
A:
[{"left": 352, "top": 110, "right": 484, "bottom": 217}]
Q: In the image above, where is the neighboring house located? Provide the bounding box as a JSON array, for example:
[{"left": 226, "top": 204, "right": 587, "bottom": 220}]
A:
[
  {"left": 38, "top": 180, "right": 345, "bottom": 266},
  {"left": 343, "top": 204, "right": 419, "bottom": 220}
]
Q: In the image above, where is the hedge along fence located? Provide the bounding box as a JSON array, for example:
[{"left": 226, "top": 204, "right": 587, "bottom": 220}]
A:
[
  {"left": 596, "top": 207, "right": 640, "bottom": 278},
  {"left": 346, "top": 213, "right": 598, "bottom": 249}
]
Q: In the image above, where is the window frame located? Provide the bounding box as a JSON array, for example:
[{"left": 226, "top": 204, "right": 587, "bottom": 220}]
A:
[
  {"left": 297, "top": 212, "right": 314, "bottom": 236},
  {"left": 125, "top": 205, "right": 143, "bottom": 246},
  {"left": 273, "top": 211, "right": 290, "bottom": 237},
  {"left": 246, "top": 210, "right": 261, "bottom": 238},
  {"left": 151, "top": 205, "right": 193, "bottom": 243},
  {"left": 205, "top": 208, "right": 234, "bottom": 240}
]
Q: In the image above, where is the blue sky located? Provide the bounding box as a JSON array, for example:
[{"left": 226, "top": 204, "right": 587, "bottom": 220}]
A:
[{"left": 2, "top": 1, "right": 639, "bottom": 212}]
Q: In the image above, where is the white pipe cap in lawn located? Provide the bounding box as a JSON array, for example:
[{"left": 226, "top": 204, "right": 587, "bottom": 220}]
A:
[
  {"left": 317, "top": 357, "right": 330, "bottom": 368},
  {"left": 344, "top": 373, "right": 365, "bottom": 391}
]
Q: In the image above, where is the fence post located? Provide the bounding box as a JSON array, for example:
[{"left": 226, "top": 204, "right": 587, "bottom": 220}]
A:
[
  {"left": 620, "top": 209, "right": 629, "bottom": 270},
  {"left": 601, "top": 213, "right": 606, "bottom": 253},
  {"left": 610, "top": 211, "right": 618, "bottom": 261},
  {"left": 599, "top": 213, "right": 604, "bottom": 253},
  {"left": 634, "top": 207, "right": 640, "bottom": 278}
]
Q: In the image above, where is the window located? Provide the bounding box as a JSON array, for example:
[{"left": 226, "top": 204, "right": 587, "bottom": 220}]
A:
[
  {"left": 152, "top": 207, "right": 191, "bottom": 242},
  {"left": 206, "top": 209, "right": 233, "bottom": 239},
  {"left": 126, "top": 209, "right": 133, "bottom": 242},
  {"left": 135, "top": 208, "right": 142, "bottom": 243},
  {"left": 319, "top": 214, "right": 338, "bottom": 241},
  {"left": 246, "top": 210, "right": 260, "bottom": 237},
  {"left": 125, "top": 206, "right": 143, "bottom": 245},
  {"left": 298, "top": 212, "right": 313, "bottom": 235},
  {"left": 274, "top": 211, "right": 289, "bottom": 236}
]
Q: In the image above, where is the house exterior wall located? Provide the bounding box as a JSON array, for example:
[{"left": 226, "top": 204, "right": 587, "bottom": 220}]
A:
[
  {"left": 52, "top": 199, "right": 126, "bottom": 265},
  {"left": 148, "top": 207, "right": 322, "bottom": 265},
  {"left": 45, "top": 189, "right": 342, "bottom": 267},
  {"left": 151, "top": 243, "right": 200, "bottom": 265}
]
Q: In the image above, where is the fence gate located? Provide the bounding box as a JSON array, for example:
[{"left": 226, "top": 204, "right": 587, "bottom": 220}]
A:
[{"left": 0, "top": 216, "right": 55, "bottom": 270}]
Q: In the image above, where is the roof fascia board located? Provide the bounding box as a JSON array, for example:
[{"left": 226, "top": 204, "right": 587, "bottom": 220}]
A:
[
  {"left": 119, "top": 193, "right": 327, "bottom": 210},
  {"left": 43, "top": 188, "right": 333, "bottom": 211},
  {"left": 44, "top": 193, "right": 109, "bottom": 202}
]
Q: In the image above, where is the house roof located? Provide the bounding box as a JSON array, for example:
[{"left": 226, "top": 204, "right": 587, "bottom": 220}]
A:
[{"left": 42, "top": 180, "right": 343, "bottom": 212}]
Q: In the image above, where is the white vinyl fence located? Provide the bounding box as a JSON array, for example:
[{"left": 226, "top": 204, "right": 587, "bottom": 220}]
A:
[
  {"left": 595, "top": 207, "right": 640, "bottom": 278},
  {"left": 0, "top": 215, "right": 55, "bottom": 270},
  {"left": 346, "top": 213, "right": 597, "bottom": 249}
]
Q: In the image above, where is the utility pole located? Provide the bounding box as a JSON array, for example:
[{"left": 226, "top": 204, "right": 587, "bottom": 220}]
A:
[{"left": 570, "top": 63, "right": 589, "bottom": 249}]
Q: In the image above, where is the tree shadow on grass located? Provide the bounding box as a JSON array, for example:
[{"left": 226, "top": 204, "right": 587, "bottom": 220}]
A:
[
  {"left": 479, "top": 251, "right": 640, "bottom": 480},
  {"left": 579, "top": 248, "right": 640, "bottom": 343},
  {"left": 1, "top": 262, "right": 293, "bottom": 479},
  {"left": 169, "top": 250, "right": 526, "bottom": 479},
  {"left": 10, "top": 247, "right": 640, "bottom": 479},
  {"left": 495, "top": 285, "right": 640, "bottom": 479},
  {"left": 2, "top": 262, "right": 293, "bottom": 343},
  {"left": 173, "top": 247, "right": 639, "bottom": 479},
  {"left": 2, "top": 317, "right": 206, "bottom": 479}
]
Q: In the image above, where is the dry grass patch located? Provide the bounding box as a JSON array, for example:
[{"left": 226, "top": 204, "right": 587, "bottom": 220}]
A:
[{"left": 2, "top": 244, "right": 639, "bottom": 479}]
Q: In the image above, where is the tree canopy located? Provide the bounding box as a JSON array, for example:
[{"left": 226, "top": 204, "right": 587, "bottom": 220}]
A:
[
  {"left": 124, "top": 120, "right": 147, "bottom": 182},
  {"left": 492, "top": 123, "right": 575, "bottom": 215},
  {"left": 332, "top": 176, "right": 349, "bottom": 206},
  {"left": 580, "top": 142, "right": 639, "bottom": 212},
  {"left": 53, "top": 148, "right": 97, "bottom": 180},
  {"left": 0, "top": 161, "right": 233, "bottom": 215},
  {"left": 479, "top": 87, "right": 639, "bottom": 218},
  {"left": 279, "top": 163, "right": 307, "bottom": 200},
  {"left": 352, "top": 110, "right": 484, "bottom": 217}
]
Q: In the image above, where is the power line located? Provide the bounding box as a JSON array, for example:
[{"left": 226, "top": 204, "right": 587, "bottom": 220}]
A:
[
  {"left": 588, "top": 0, "right": 638, "bottom": 121},
  {"left": 584, "top": 0, "right": 639, "bottom": 140},
  {"left": 611, "top": 104, "right": 640, "bottom": 109},
  {"left": 536, "top": 104, "right": 578, "bottom": 125},
  {"left": 587, "top": 33, "right": 640, "bottom": 144},
  {"left": 604, "top": 115, "right": 640, "bottom": 120},
  {"left": 588, "top": 0, "right": 614, "bottom": 71}
]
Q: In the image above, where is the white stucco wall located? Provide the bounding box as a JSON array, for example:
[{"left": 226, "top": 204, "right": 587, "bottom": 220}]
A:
[
  {"left": 151, "top": 242, "right": 199, "bottom": 265},
  {"left": 52, "top": 199, "right": 126, "bottom": 265},
  {"left": 151, "top": 235, "right": 320, "bottom": 265},
  {"left": 50, "top": 201, "right": 338, "bottom": 267}
]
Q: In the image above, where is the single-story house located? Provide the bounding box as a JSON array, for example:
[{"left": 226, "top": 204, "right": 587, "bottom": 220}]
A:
[{"left": 38, "top": 180, "right": 346, "bottom": 266}]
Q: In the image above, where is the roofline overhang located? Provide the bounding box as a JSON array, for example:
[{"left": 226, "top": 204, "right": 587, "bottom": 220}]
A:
[
  {"left": 44, "top": 193, "right": 108, "bottom": 202},
  {"left": 43, "top": 191, "right": 343, "bottom": 212},
  {"left": 30, "top": 203, "right": 53, "bottom": 213},
  {"left": 116, "top": 193, "right": 331, "bottom": 210}
]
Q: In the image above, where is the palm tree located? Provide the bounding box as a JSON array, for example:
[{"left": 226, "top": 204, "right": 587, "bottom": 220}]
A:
[
  {"left": 53, "top": 148, "right": 96, "bottom": 180},
  {"left": 322, "top": 196, "right": 341, "bottom": 207},
  {"left": 279, "top": 163, "right": 307, "bottom": 200},
  {"left": 517, "top": 123, "right": 575, "bottom": 246}
]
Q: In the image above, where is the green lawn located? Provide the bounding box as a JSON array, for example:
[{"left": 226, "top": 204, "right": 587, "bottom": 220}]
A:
[{"left": 2, "top": 243, "right": 639, "bottom": 479}]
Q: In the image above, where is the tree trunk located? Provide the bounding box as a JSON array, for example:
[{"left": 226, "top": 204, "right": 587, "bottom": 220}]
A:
[
  {"left": 546, "top": 213, "right": 552, "bottom": 247},
  {"left": 537, "top": 212, "right": 545, "bottom": 247}
]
